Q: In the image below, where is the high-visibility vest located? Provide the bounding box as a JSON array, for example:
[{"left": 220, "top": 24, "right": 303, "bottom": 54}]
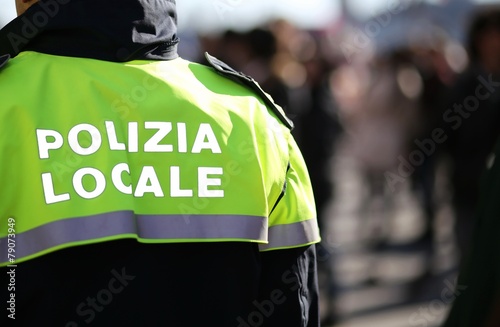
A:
[{"left": 0, "top": 51, "right": 320, "bottom": 266}]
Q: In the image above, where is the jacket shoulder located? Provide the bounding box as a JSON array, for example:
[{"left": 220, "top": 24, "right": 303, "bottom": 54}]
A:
[{"left": 204, "top": 52, "right": 294, "bottom": 130}]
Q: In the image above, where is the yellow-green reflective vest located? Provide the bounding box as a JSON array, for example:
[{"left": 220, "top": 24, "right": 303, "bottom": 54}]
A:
[{"left": 0, "top": 51, "right": 320, "bottom": 266}]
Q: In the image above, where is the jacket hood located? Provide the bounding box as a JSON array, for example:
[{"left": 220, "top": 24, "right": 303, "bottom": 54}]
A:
[{"left": 0, "top": 0, "right": 179, "bottom": 62}]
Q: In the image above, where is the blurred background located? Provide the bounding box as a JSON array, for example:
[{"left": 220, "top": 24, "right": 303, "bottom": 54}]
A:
[{"left": 2, "top": 0, "right": 500, "bottom": 326}]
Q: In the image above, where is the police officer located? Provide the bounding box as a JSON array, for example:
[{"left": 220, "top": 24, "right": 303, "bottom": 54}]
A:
[{"left": 0, "top": 1, "right": 321, "bottom": 326}]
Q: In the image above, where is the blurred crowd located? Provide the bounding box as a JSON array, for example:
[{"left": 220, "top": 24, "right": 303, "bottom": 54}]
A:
[{"left": 179, "top": 4, "right": 500, "bottom": 325}]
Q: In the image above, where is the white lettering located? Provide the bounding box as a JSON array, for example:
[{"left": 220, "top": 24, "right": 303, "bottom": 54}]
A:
[
  {"left": 68, "top": 124, "right": 102, "bottom": 156},
  {"left": 106, "top": 121, "right": 126, "bottom": 150},
  {"left": 36, "top": 122, "right": 224, "bottom": 155},
  {"left": 112, "top": 163, "right": 132, "bottom": 195},
  {"left": 73, "top": 168, "right": 106, "bottom": 199},
  {"left": 36, "top": 122, "right": 229, "bottom": 203},
  {"left": 128, "top": 122, "right": 139, "bottom": 153},
  {"left": 41, "top": 173, "right": 71, "bottom": 204},
  {"left": 134, "top": 166, "right": 164, "bottom": 197},
  {"left": 198, "top": 167, "right": 224, "bottom": 198},
  {"left": 192, "top": 123, "right": 221, "bottom": 154},
  {"left": 177, "top": 123, "right": 187, "bottom": 153},
  {"left": 170, "top": 166, "right": 193, "bottom": 197},
  {"left": 37, "top": 129, "right": 64, "bottom": 159},
  {"left": 144, "top": 122, "right": 173, "bottom": 152}
]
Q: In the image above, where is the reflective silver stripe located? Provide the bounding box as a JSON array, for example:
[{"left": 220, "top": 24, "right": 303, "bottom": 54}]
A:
[
  {"left": 0, "top": 211, "right": 267, "bottom": 263},
  {"left": 259, "top": 219, "right": 320, "bottom": 251}
]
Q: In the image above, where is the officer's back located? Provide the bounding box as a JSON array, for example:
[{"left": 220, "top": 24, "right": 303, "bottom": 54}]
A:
[{"left": 0, "top": 0, "right": 320, "bottom": 326}]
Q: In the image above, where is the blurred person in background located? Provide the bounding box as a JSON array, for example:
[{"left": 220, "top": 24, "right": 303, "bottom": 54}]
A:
[
  {"left": 441, "top": 8, "right": 500, "bottom": 327},
  {"left": 441, "top": 9, "right": 500, "bottom": 266},
  {"left": 337, "top": 49, "right": 422, "bottom": 250},
  {"left": 405, "top": 43, "right": 458, "bottom": 283},
  {"left": 442, "top": 139, "right": 500, "bottom": 327},
  {"left": 411, "top": 45, "right": 454, "bottom": 243}
]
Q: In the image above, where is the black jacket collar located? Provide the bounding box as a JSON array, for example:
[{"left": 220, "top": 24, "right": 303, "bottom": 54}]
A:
[{"left": 0, "top": 0, "right": 179, "bottom": 62}]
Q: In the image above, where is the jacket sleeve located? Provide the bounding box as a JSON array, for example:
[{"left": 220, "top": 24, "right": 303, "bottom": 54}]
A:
[
  {"left": 260, "top": 134, "right": 321, "bottom": 252},
  {"left": 258, "top": 245, "right": 320, "bottom": 327},
  {"left": 257, "top": 133, "right": 321, "bottom": 327}
]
